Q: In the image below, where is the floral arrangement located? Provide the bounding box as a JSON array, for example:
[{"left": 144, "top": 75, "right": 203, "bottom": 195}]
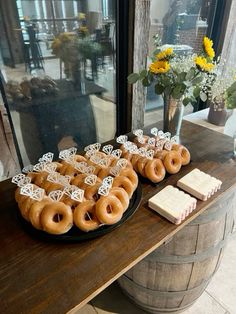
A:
[{"left": 128, "top": 36, "right": 217, "bottom": 106}]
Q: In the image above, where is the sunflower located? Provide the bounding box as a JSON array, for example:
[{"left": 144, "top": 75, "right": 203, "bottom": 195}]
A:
[
  {"left": 195, "top": 56, "right": 214, "bottom": 72},
  {"left": 149, "top": 60, "right": 170, "bottom": 74},
  {"left": 203, "top": 36, "right": 215, "bottom": 59},
  {"left": 156, "top": 48, "right": 173, "bottom": 61}
]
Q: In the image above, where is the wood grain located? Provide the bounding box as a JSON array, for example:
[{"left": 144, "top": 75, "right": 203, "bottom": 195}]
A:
[{"left": 0, "top": 121, "right": 235, "bottom": 314}]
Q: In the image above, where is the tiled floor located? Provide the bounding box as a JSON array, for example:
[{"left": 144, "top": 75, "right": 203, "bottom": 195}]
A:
[{"left": 75, "top": 234, "right": 236, "bottom": 314}]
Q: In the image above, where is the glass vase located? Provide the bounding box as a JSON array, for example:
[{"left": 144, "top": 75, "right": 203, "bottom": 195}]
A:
[{"left": 163, "top": 93, "right": 184, "bottom": 137}]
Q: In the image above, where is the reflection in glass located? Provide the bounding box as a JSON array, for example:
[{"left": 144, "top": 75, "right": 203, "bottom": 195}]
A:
[{"left": 0, "top": 0, "right": 116, "bottom": 166}]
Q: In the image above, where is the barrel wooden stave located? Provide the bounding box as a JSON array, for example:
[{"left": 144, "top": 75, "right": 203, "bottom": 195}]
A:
[{"left": 118, "top": 190, "right": 235, "bottom": 313}]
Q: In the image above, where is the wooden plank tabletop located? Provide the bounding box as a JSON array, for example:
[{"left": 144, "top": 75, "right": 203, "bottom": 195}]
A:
[{"left": 0, "top": 121, "right": 236, "bottom": 314}]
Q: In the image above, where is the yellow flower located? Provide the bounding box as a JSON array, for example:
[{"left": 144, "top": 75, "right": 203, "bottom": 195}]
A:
[
  {"left": 203, "top": 36, "right": 215, "bottom": 59},
  {"left": 195, "top": 56, "right": 214, "bottom": 72},
  {"left": 79, "top": 13, "right": 86, "bottom": 20},
  {"left": 156, "top": 48, "right": 173, "bottom": 61},
  {"left": 149, "top": 60, "right": 170, "bottom": 74},
  {"left": 59, "top": 32, "right": 74, "bottom": 42}
]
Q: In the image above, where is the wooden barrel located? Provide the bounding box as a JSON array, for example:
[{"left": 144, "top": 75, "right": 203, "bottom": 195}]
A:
[{"left": 117, "top": 189, "right": 235, "bottom": 314}]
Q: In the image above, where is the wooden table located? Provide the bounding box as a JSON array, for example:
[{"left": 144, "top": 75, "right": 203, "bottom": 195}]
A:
[{"left": 0, "top": 121, "right": 236, "bottom": 314}]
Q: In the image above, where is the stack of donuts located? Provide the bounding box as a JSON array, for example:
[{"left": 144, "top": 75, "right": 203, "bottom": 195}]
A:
[
  {"left": 14, "top": 147, "right": 139, "bottom": 235},
  {"left": 118, "top": 131, "right": 191, "bottom": 183}
]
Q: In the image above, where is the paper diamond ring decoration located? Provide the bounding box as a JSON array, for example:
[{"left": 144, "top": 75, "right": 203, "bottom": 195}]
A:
[
  {"left": 64, "top": 185, "right": 79, "bottom": 197},
  {"left": 102, "top": 144, "right": 113, "bottom": 155},
  {"left": 146, "top": 149, "right": 154, "bottom": 160},
  {"left": 22, "top": 165, "right": 34, "bottom": 174},
  {"left": 40, "top": 152, "right": 54, "bottom": 163},
  {"left": 75, "top": 161, "right": 88, "bottom": 173},
  {"left": 137, "top": 136, "right": 145, "bottom": 144},
  {"left": 31, "top": 188, "right": 45, "bottom": 201},
  {"left": 71, "top": 188, "right": 84, "bottom": 202},
  {"left": 111, "top": 149, "right": 122, "bottom": 159},
  {"left": 59, "top": 149, "right": 71, "bottom": 161},
  {"left": 164, "top": 141, "right": 172, "bottom": 151},
  {"left": 84, "top": 165, "right": 96, "bottom": 175},
  {"left": 59, "top": 175, "right": 71, "bottom": 187},
  {"left": 171, "top": 135, "right": 178, "bottom": 143},
  {"left": 138, "top": 147, "right": 147, "bottom": 157},
  {"left": 99, "top": 158, "right": 110, "bottom": 168},
  {"left": 18, "top": 176, "right": 32, "bottom": 187},
  {"left": 148, "top": 137, "right": 156, "bottom": 146},
  {"left": 150, "top": 127, "right": 158, "bottom": 136},
  {"left": 110, "top": 165, "right": 121, "bottom": 177},
  {"left": 158, "top": 130, "right": 165, "bottom": 138},
  {"left": 85, "top": 150, "right": 96, "bottom": 158},
  {"left": 20, "top": 183, "right": 34, "bottom": 197},
  {"left": 133, "top": 129, "right": 143, "bottom": 137},
  {"left": 67, "top": 147, "right": 77, "bottom": 155},
  {"left": 47, "top": 172, "right": 60, "bottom": 183},
  {"left": 44, "top": 162, "right": 57, "bottom": 174},
  {"left": 33, "top": 162, "right": 46, "bottom": 172},
  {"left": 12, "top": 173, "right": 26, "bottom": 185},
  {"left": 98, "top": 184, "right": 110, "bottom": 196},
  {"left": 49, "top": 190, "right": 64, "bottom": 202},
  {"left": 90, "top": 154, "right": 101, "bottom": 165},
  {"left": 164, "top": 132, "right": 171, "bottom": 140},
  {"left": 117, "top": 158, "right": 128, "bottom": 169},
  {"left": 116, "top": 135, "right": 128, "bottom": 144},
  {"left": 84, "top": 174, "right": 97, "bottom": 186},
  {"left": 102, "top": 176, "right": 114, "bottom": 188}
]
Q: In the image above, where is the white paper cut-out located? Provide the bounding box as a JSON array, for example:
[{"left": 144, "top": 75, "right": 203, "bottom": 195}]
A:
[
  {"left": 84, "top": 174, "right": 97, "bottom": 186},
  {"left": 49, "top": 190, "right": 64, "bottom": 202},
  {"left": 111, "top": 149, "right": 122, "bottom": 159},
  {"left": 146, "top": 150, "right": 154, "bottom": 160},
  {"left": 164, "top": 141, "right": 172, "bottom": 151},
  {"left": 116, "top": 135, "right": 128, "bottom": 144},
  {"left": 12, "top": 174, "right": 26, "bottom": 185},
  {"left": 148, "top": 137, "right": 156, "bottom": 146},
  {"left": 117, "top": 158, "right": 128, "bottom": 168},
  {"left": 44, "top": 163, "right": 57, "bottom": 173},
  {"left": 102, "top": 145, "right": 113, "bottom": 155},
  {"left": 137, "top": 136, "right": 145, "bottom": 144},
  {"left": 133, "top": 129, "right": 143, "bottom": 137},
  {"left": 171, "top": 135, "right": 178, "bottom": 143},
  {"left": 150, "top": 127, "right": 158, "bottom": 136},
  {"left": 20, "top": 183, "right": 34, "bottom": 197},
  {"left": 40, "top": 152, "right": 54, "bottom": 163},
  {"left": 110, "top": 166, "right": 121, "bottom": 177},
  {"left": 22, "top": 165, "right": 34, "bottom": 173},
  {"left": 64, "top": 185, "right": 79, "bottom": 197},
  {"left": 102, "top": 176, "right": 114, "bottom": 187},
  {"left": 18, "top": 176, "right": 31, "bottom": 187},
  {"left": 31, "top": 188, "right": 45, "bottom": 201},
  {"left": 158, "top": 130, "right": 165, "bottom": 138},
  {"left": 71, "top": 189, "right": 84, "bottom": 202},
  {"left": 138, "top": 147, "right": 147, "bottom": 157},
  {"left": 98, "top": 184, "right": 110, "bottom": 196},
  {"left": 33, "top": 162, "right": 46, "bottom": 172},
  {"left": 164, "top": 132, "right": 171, "bottom": 140}
]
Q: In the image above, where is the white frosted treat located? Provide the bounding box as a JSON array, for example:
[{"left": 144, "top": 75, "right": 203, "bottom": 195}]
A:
[
  {"left": 148, "top": 185, "right": 197, "bottom": 225},
  {"left": 177, "top": 168, "right": 222, "bottom": 201}
]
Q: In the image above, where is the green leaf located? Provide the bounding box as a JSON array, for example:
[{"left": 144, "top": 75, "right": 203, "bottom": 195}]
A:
[
  {"left": 177, "top": 72, "right": 187, "bottom": 83},
  {"left": 148, "top": 72, "right": 154, "bottom": 82},
  {"left": 139, "top": 69, "right": 148, "bottom": 79},
  {"left": 226, "top": 81, "right": 236, "bottom": 95},
  {"left": 142, "top": 77, "right": 150, "bottom": 87},
  {"left": 186, "top": 68, "right": 196, "bottom": 80},
  {"left": 192, "top": 75, "right": 203, "bottom": 85},
  {"left": 128, "top": 73, "right": 140, "bottom": 84},
  {"left": 155, "top": 84, "right": 165, "bottom": 95},
  {"left": 200, "top": 91, "right": 207, "bottom": 102},
  {"left": 172, "top": 83, "right": 186, "bottom": 99},
  {"left": 193, "top": 86, "right": 201, "bottom": 98},
  {"left": 183, "top": 98, "right": 191, "bottom": 106}
]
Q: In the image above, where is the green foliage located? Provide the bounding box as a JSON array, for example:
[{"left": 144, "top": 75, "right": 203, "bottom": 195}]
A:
[
  {"left": 128, "top": 73, "right": 140, "bottom": 84},
  {"left": 225, "top": 81, "right": 236, "bottom": 109}
]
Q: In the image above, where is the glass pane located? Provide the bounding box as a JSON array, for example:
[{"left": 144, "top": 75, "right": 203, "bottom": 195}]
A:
[
  {"left": 0, "top": 0, "right": 116, "bottom": 166},
  {"left": 144, "top": 0, "right": 216, "bottom": 126}
]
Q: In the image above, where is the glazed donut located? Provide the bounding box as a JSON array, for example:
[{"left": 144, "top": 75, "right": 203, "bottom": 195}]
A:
[
  {"left": 131, "top": 154, "right": 141, "bottom": 172},
  {"left": 97, "top": 167, "right": 111, "bottom": 180},
  {"left": 74, "top": 154, "right": 87, "bottom": 163},
  {"left": 95, "top": 194, "right": 123, "bottom": 224},
  {"left": 41, "top": 180, "right": 64, "bottom": 193},
  {"left": 145, "top": 158, "right": 166, "bottom": 183},
  {"left": 15, "top": 187, "right": 27, "bottom": 203},
  {"left": 71, "top": 173, "right": 88, "bottom": 187},
  {"left": 28, "top": 198, "right": 52, "bottom": 229},
  {"left": 84, "top": 182, "right": 102, "bottom": 201},
  {"left": 40, "top": 202, "right": 73, "bottom": 234},
  {"left": 74, "top": 200, "right": 100, "bottom": 232},
  {"left": 113, "top": 176, "right": 134, "bottom": 198},
  {"left": 163, "top": 151, "right": 182, "bottom": 174},
  {"left": 133, "top": 135, "right": 149, "bottom": 147},
  {"left": 122, "top": 150, "right": 133, "bottom": 161},
  {"left": 119, "top": 168, "right": 138, "bottom": 191},
  {"left": 27, "top": 171, "right": 48, "bottom": 186},
  {"left": 59, "top": 161, "right": 76, "bottom": 176},
  {"left": 18, "top": 196, "right": 35, "bottom": 221},
  {"left": 62, "top": 196, "right": 83, "bottom": 211},
  {"left": 109, "top": 187, "right": 129, "bottom": 212},
  {"left": 137, "top": 157, "right": 148, "bottom": 177},
  {"left": 172, "top": 144, "right": 191, "bottom": 166},
  {"left": 153, "top": 150, "right": 168, "bottom": 160}
]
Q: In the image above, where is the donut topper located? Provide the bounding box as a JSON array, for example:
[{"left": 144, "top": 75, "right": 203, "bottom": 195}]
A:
[
  {"left": 59, "top": 147, "right": 77, "bottom": 162},
  {"left": 12, "top": 173, "right": 31, "bottom": 187},
  {"left": 22, "top": 165, "right": 34, "bottom": 174},
  {"left": 48, "top": 190, "right": 64, "bottom": 202},
  {"left": 138, "top": 147, "right": 147, "bottom": 157},
  {"left": 64, "top": 185, "right": 79, "bottom": 197},
  {"left": 133, "top": 129, "right": 143, "bottom": 137},
  {"left": 90, "top": 154, "right": 102, "bottom": 165},
  {"left": 164, "top": 141, "right": 172, "bottom": 151},
  {"left": 71, "top": 188, "right": 84, "bottom": 202},
  {"left": 158, "top": 130, "right": 165, "bottom": 138},
  {"left": 38, "top": 152, "right": 54, "bottom": 163},
  {"left": 102, "top": 145, "right": 113, "bottom": 155},
  {"left": 111, "top": 149, "right": 122, "bottom": 159},
  {"left": 150, "top": 127, "right": 158, "bottom": 136},
  {"left": 33, "top": 162, "right": 46, "bottom": 173},
  {"left": 98, "top": 157, "right": 110, "bottom": 168},
  {"left": 156, "top": 139, "right": 166, "bottom": 151},
  {"left": 98, "top": 176, "right": 114, "bottom": 196},
  {"left": 84, "top": 165, "right": 96, "bottom": 175},
  {"left": 117, "top": 158, "right": 128, "bottom": 169},
  {"left": 47, "top": 173, "right": 71, "bottom": 187},
  {"left": 44, "top": 162, "right": 58, "bottom": 174},
  {"left": 84, "top": 142, "right": 101, "bottom": 152},
  {"left": 110, "top": 165, "right": 121, "bottom": 177},
  {"left": 20, "top": 183, "right": 34, "bottom": 196},
  {"left": 31, "top": 187, "right": 45, "bottom": 201},
  {"left": 171, "top": 135, "right": 178, "bottom": 143},
  {"left": 137, "top": 136, "right": 145, "bottom": 144},
  {"left": 74, "top": 161, "right": 88, "bottom": 173},
  {"left": 146, "top": 149, "right": 154, "bottom": 160},
  {"left": 84, "top": 174, "right": 97, "bottom": 186},
  {"left": 164, "top": 132, "right": 171, "bottom": 140},
  {"left": 116, "top": 135, "right": 128, "bottom": 144},
  {"left": 148, "top": 137, "right": 156, "bottom": 146}
]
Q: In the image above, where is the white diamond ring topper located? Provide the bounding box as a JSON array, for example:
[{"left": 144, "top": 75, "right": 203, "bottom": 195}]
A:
[
  {"left": 111, "top": 149, "right": 122, "bottom": 159},
  {"left": 75, "top": 161, "right": 88, "bottom": 173},
  {"left": 102, "top": 176, "right": 114, "bottom": 188},
  {"left": 164, "top": 132, "right": 171, "bottom": 140},
  {"left": 110, "top": 165, "right": 121, "bottom": 177},
  {"left": 20, "top": 183, "right": 34, "bottom": 197},
  {"left": 47, "top": 172, "right": 60, "bottom": 183},
  {"left": 90, "top": 154, "right": 101, "bottom": 165},
  {"left": 31, "top": 187, "right": 45, "bottom": 201},
  {"left": 67, "top": 147, "right": 77, "bottom": 155},
  {"left": 64, "top": 185, "right": 79, "bottom": 197},
  {"left": 146, "top": 149, "right": 154, "bottom": 160},
  {"left": 117, "top": 158, "right": 128, "bottom": 169},
  {"left": 164, "top": 140, "right": 172, "bottom": 151},
  {"left": 18, "top": 176, "right": 32, "bottom": 187},
  {"left": 156, "top": 139, "right": 165, "bottom": 150},
  {"left": 102, "top": 144, "right": 113, "bottom": 155},
  {"left": 39, "top": 152, "right": 54, "bottom": 163},
  {"left": 158, "top": 130, "right": 165, "bottom": 138},
  {"left": 84, "top": 174, "right": 97, "bottom": 186},
  {"left": 59, "top": 175, "right": 71, "bottom": 187},
  {"left": 84, "top": 165, "right": 96, "bottom": 175},
  {"left": 148, "top": 137, "right": 156, "bottom": 146},
  {"left": 133, "top": 129, "right": 143, "bottom": 137},
  {"left": 59, "top": 149, "right": 71, "bottom": 161},
  {"left": 123, "top": 141, "right": 133, "bottom": 150},
  {"left": 85, "top": 150, "right": 96, "bottom": 158},
  {"left": 71, "top": 188, "right": 84, "bottom": 202},
  {"left": 98, "top": 184, "right": 110, "bottom": 196},
  {"left": 22, "top": 165, "right": 34, "bottom": 174},
  {"left": 116, "top": 135, "right": 128, "bottom": 144},
  {"left": 12, "top": 173, "right": 26, "bottom": 185},
  {"left": 98, "top": 157, "right": 110, "bottom": 168},
  {"left": 150, "top": 127, "right": 158, "bottom": 136},
  {"left": 138, "top": 147, "right": 147, "bottom": 157},
  {"left": 129, "top": 144, "right": 139, "bottom": 154},
  {"left": 171, "top": 135, "right": 178, "bottom": 143},
  {"left": 33, "top": 162, "right": 46, "bottom": 173},
  {"left": 44, "top": 162, "right": 58, "bottom": 174},
  {"left": 49, "top": 190, "right": 64, "bottom": 202}
]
